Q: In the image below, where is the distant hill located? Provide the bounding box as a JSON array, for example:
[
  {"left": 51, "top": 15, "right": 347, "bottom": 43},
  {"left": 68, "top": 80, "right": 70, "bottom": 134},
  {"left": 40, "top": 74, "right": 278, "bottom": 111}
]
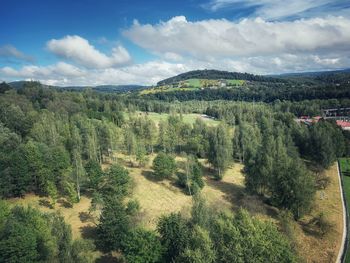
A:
[
  {"left": 8, "top": 81, "right": 146, "bottom": 93},
  {"left": 157, "top": 69, "right": 280, "bottom": 86},
  {"left": 63, "top": 84, "right": 145, "bottom": 93},
  {"left": 276, "top": 68, "right": 350, "bottom": 77},
  {"left": 277, "top": 68, "right": 350, "bottom": 85}
]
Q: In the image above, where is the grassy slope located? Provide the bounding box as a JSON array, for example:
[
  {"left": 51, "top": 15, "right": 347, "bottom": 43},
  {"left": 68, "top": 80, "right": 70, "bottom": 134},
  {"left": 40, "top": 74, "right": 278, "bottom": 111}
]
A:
[
  {"left": 340, "top": 158, "right": 350, "bottom": 262},
  {"left": 293, "top": 163, "right": 344, "bottom": 262}
]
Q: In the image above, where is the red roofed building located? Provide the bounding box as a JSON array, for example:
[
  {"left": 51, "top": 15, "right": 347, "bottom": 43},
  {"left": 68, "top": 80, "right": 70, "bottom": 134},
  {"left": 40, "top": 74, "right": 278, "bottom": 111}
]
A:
[{"left": 336, "top": 120, "right": 350, "bottom": 131}]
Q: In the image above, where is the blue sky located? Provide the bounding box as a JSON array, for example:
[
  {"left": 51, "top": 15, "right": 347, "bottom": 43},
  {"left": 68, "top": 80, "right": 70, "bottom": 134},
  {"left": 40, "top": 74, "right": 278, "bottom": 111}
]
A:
[{"left": 0, "top": 0, "right": 350, "bottom": 86}]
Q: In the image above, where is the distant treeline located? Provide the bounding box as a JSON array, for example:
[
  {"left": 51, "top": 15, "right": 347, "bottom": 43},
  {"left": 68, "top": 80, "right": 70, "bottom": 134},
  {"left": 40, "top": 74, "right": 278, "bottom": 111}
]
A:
[{"left": 144, "top": 81, "right": 350, "bottom": 102}]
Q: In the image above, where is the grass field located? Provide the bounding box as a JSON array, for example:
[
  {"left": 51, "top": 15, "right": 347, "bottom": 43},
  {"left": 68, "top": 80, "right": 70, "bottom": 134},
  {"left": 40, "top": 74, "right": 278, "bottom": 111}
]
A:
[
  {"left": 340, "top": 158, "right": 350, "bottom": 262},
  {"left": 126, "top": 111, "right": 219, "bottom": 126},
  {"left": 185, "top": 78, "right": 201, "bottom": 87},
  {"left": 227, "top": 79, "right": 245, "bottom": 85}
]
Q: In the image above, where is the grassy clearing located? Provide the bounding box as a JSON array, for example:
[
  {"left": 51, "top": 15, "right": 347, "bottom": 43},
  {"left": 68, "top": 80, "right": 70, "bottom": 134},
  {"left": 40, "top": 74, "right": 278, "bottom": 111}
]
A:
[
  {"left": 126, "top": 111, "right": 219, "bottom": 126},
  {"left": 185, "top": 78, "right": 201, "bottom": 87},
  {"left": 227, "top": 79, "right": 245, "bottom": 85},
  {"left": 109, "top": 153, "right": 245, "bottom": 229}
]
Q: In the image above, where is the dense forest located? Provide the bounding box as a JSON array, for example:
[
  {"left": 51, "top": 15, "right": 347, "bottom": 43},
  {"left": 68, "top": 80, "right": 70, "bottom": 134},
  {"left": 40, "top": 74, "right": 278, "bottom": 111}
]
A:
[{"left": 0, "top": 78, "right": 349, "bottom": 262}]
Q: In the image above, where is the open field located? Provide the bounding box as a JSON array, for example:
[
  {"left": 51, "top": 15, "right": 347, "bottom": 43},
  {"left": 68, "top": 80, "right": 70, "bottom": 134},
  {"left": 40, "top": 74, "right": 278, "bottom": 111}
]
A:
[
  {"left": 185, "top": 78, "right": 201, "bottom": 87},
  {"left": 126, "top": 111, "right": 219, "bottom": 126}
]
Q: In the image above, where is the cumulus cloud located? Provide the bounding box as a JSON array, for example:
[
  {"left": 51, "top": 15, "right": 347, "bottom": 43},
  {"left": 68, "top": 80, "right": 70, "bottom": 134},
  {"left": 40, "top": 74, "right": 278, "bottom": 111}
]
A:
[
  {"left": 203, "top": 0, "right": 350, "bottom": 20},
  {"left": 0, "top": 45, "right": 34, "bottom": 62},
  {"left": 47, "top": 35, "right": 131, "bottom": 68},
  {"left": 0, "top": 60, "right": 189, "bottom": 86},
  {"left": 124, "top": 16, "right": 350, "bottom": 60},
  {"left": 1, "top": 16, "right": 349, "bottom": 86},
  {"left": 0, "top": 62, "right": 85, "bottom": 86}
]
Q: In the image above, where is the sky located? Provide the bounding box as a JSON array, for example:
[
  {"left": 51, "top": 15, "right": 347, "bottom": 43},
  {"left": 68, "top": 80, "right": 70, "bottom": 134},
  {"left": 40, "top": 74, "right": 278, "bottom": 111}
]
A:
[{"left": 0, "top": 0, "right": 350, "bottom": 86}]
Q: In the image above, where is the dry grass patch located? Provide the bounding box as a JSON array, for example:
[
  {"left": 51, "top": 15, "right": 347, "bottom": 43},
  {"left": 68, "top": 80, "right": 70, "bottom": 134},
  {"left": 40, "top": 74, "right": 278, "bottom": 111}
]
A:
[{"left": 7, "top": 194, "right": 96, "bottom": 240}]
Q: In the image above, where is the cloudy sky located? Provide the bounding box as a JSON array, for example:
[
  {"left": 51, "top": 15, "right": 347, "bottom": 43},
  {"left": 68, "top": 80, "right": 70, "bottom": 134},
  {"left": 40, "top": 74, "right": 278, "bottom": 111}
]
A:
[{"left": 0, "top": 0, "right": 350, "bottom": 86}]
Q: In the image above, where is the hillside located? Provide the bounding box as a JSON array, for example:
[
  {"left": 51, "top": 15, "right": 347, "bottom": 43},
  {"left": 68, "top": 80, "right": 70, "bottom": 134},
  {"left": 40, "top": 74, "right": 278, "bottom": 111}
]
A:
[{"left": 157, "top": 69, "right": 280, "bottom": 86}]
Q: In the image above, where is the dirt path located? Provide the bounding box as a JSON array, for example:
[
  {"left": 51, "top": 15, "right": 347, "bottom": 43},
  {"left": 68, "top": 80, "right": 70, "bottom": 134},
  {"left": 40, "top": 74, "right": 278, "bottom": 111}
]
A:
[{"left": 336, "top": 162, "right": 347, "bottom": 263}]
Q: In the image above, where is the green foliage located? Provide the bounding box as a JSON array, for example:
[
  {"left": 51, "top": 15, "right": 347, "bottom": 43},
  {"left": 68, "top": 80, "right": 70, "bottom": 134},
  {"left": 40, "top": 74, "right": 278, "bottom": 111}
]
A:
[
  {"left": 244, "top": 121, "right": 316, "bottom": 219},
  {"left": 177, "top": 155, "right": 204, "bottom": 195},
  {"left": 307, "top": 121, "right": 346, "bottom": 168},
  {"left": 157, "top": 213, "right": 190, "bottom": 262},
  {"left": 97, "top": 197, "right": 131, "bottom": 251},
  {"left": 179, "top": 225, "right": 216, "bottom": 263},
  {"left": 210, "top": 209, "right": 296, "bottom": 263},
  {"left": 121, "top": 228, "right": 163, "bottom": 263},
  {"left": 208, "top": 123, "right": 232, "bottom": 180},
  {"left": 102, "top": 164, "right": 131, "bottom": 198},
  {"left": 84, "top": 160, "right": 103, "bottom": 190},
  {"left": 0, "top": 205, "right": 78, "bottom": 263},
  {"left": 152, "top": 152, "right": 177, "bottom": 180}
]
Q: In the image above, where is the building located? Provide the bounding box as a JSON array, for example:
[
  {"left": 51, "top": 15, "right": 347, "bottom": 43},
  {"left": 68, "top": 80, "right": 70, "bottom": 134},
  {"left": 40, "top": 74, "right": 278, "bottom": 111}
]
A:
[{"left": 336, "top": 120, "right": 350, "bottom": 131}]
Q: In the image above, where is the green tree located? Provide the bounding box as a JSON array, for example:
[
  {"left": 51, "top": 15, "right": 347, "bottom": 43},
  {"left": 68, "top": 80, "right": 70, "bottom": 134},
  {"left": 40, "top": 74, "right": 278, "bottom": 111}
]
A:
[
  {"left": 179, "top": 225, "right": 216, "bottom": 263},
  {"left": 208, "top": 123, "right": 232, "bottom": 180},
  {"left": 152, "top": 153, "right": 177, "bottom": 180},
  {"left": 97, "top": 198, "right": 131, "bottom": 251},
  {"left": 211, "top": 209, "right": 296, "bottom": 263},
  {"left": 157, "top": 213, "right": 190, "bottom": 262},
  {"left": 121, "top": 228, "right": 163, "bottom": 263}
]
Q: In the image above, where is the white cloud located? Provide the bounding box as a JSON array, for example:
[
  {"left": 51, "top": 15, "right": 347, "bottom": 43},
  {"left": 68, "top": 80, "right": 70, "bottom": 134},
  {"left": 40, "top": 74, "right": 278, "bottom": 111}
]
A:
[
  {"left": 0, "top": 45, "right": 34, "bottom": 62},
  {"left": 47, "top": 35, "right": 131, "bottom": 68},
  {"left": 1, "top": 16, "right": 349, "bottom": 86},
  {"left": 1, "top": 52, "right": 348, "bottom": 86},
  {"left": 0, "top": 60, "right": 189, "bottom": 86},
  {"left": 203, "top": 0, "right": 349, "bottom": 20},
  {"left": 124, "top": 16, "right": 350, "bottom": 60}
]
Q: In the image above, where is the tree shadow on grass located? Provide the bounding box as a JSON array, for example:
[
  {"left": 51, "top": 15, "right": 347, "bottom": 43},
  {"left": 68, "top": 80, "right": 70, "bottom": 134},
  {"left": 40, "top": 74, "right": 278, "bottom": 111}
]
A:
[
  {"left": 205, "top": 176, "right": 244, "bottom": 204},
  {"left": 141, "top": 170, "right": 159, "bottom": 183},
  {"left": 80, "top": 225, "right": 98, "bottom": 240},
  {"left": 79, "top": 211, "right": 95, "bottom": 223},
  {"left": 38, "top": 198, "right": 53, "bottom": 209},
  {"left": 204, "top": 175, "right": 279, "bottom": 219},
  {"left": 299, "top": 221, "right": 322, "bottom": 237},
  {"left": 57, "top": 198, "right": 72, "bottom": 208},
  {"left": 95, "top": 254, "right": 120, "bottom": 263}
]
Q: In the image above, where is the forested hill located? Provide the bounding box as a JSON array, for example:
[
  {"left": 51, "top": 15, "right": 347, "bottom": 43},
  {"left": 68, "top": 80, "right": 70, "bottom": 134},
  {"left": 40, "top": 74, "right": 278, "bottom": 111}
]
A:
[
  {"left": 157, "top": 69, "right": 279, "bottom": 85},
  {"left": 8, "top": 81, "right": 145, "bottom": 93}
]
